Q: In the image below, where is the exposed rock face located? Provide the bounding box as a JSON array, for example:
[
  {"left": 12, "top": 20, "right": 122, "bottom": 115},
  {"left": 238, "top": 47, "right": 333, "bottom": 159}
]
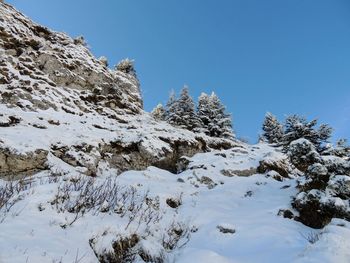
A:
[
  {"left": 0, "top": 2, "right": 142, "bottom": 114},
  {"left": 220, "top": 168, "right": 257, "bottom": 177},
  {"left": 257, "top": 152, "right": 291, "bottom": 178},
  {"left": 101, "top": 137, "right": 208, "bottom": 174},
  {"left": 0, "top": 2, "right": 236, "bottom": 178},
  {"left": 0, "top": 147, "right": 48, "bottom": 177}
]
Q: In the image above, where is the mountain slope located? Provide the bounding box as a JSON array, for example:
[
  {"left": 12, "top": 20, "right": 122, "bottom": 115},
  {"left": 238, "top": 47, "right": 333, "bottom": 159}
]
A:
[
  {"left": 1, "top": 144, "right": 350, "bottom": 262},
  {"left": 1, "top": 2, "right": 350, "bottom": 263},
  {"left": 0, "top": 2, "right": 234, "bottom": 179}
]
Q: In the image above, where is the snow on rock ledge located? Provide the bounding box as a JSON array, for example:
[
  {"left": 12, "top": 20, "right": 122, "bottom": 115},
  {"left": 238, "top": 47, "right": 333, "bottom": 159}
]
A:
[
  {"left": 0, "top": 2, "right": 142, "bottom": 113},
  {"left": 0, "top": 2, "right": 237, "bottom": 178}
]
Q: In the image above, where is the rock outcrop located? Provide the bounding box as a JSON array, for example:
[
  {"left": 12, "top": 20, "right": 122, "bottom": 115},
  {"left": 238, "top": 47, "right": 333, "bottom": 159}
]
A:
[
  {"left": 0, "top": 147, "right": 48, "bottom": 178},
  {"left": 0, "top": 2, "right": 235, "bottom": 178},
  {"left": 0, "top": 2, "right": 142, "bottom": 114}
]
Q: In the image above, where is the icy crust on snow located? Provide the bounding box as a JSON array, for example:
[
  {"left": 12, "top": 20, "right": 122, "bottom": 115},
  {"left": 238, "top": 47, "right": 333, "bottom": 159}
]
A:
[{"left": 1, "top": 146, "right": 350, "bottom": 262}]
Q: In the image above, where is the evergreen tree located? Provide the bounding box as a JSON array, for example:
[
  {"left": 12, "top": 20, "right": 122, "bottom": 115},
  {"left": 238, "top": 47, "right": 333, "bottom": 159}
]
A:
[
  {"left": 151, "top": 103, "right": 166, "bottom": 121},
  {"left": 333, "top": 138, "right": 350, "bottom": 158},
  {"left": 174, "top": 86, "right": 201, "bottom": 131},
  {"left": 262, "top": 112, "right": 284, "bottom": 144},
  {"left": 197, "top": 92, "right": 211, "bottom": 135},
  {"left": 208, "top": 92, "right": 234, "bottom": 139},
  {"left": 283, "top": 115, "right": 316, "bottom": 145},
  {"left": 317, "top": 124, "right": 333, "bottom": 146},
  {"left": 282, "top": 114, "right": 332, "bottom": 150},
  {"left": 165, "top": 90, "right": 181, "bottom": 126},
  {"left": 337, "top": 138, "right": 348, "bottom": 148},
  {"left": 115, "top": 58, "right": 137, "bottom": 78}
]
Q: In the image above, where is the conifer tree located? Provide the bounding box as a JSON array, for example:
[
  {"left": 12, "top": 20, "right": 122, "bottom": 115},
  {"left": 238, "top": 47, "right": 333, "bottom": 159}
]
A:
[
  {"left": 115, "top": 58, "right": 137, "bottom": 78},
  {"left": 282, "top": 114, "right": 332, "bottom": 150},
  {"left": 208, "top": 92, "right": 234, "bottom": 139},
  {"left": 262, "top": 112, "right": 284, "bottom": 144},
  {"left": 197, "top": 92, "right": 211, "bottom": 135},
  {"left": 175, "top": 86, "right": 201, "bottom": 131},
  {"left": 332, "top": 138, "right": 350, "bottom": 158},
  {"left": 165, "top": 90, "right": 181, "bottom": 126},
  {"left": 317, "top": 124, "right": 333, "bottom": 147}
]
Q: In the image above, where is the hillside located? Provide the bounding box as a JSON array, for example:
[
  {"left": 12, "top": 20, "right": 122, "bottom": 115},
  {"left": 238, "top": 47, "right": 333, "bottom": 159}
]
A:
[{"left": 1, "top": 2, "right": 350, "bottom": 263}]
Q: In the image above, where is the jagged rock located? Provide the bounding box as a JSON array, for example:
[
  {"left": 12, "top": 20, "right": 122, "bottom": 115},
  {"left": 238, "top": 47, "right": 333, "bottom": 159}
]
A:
[
  {"left": 199, "top": 176, "right": 217, "bottom": 189},
  {"left": 266, "top": 170, "right": 284, "bottom": 182},
  {"left": 257, "top": 152, "right": 290, "bottom": 178},
  {"left": 50, "top": 143, "right": 101, "bottom": 176},
  {"left": 277, "top": 209, "right": 294, "bottom": 219},
  {"left": 0, "top": 3, "right": 142, "bottom": 114},
  {"left": 0, "top": 2, "right": 238, "bottom": 179},
  {"left": 177, "top": 156, "right": 192, "bottom": 173},
  {"left": 220, "top": 168, "right": 257, "bottom": 177},
  {"left": 101, "top": 138, "right": 208, "bottom": 174},
  {"left": 0, "top": 114, "right": 21, "bottom": 127},
  {"left": 0, "top": 147, "right": 48, "bottom": 177},
  {"left": 220, "top": 169, "right": 236, "bottom": 177},
  {"left": 217, "top": 225, "right": 236, "bottom": 234},
  {"left": 166, "top": 198, "right": 182, "bottom": 208}
]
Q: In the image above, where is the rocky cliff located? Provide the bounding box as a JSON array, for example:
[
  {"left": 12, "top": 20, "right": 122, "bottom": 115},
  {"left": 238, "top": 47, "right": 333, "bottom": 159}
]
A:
[{"left": 0, "top": 2, "right": 235, "bottom": 179}]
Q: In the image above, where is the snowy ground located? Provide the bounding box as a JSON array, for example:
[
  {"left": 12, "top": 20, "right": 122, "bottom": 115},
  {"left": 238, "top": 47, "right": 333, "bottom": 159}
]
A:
[
  {"left": 1, "top": 2, "right": 349, "bottom": 262},
  {"left": 1, "top": 145, "right": 350, "bottom": 263}
]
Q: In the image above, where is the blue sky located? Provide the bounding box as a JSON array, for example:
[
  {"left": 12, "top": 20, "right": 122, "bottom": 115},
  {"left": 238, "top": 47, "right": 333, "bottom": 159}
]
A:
[{"left": 7, "top": 0, "right": 350, "bottom": 142}]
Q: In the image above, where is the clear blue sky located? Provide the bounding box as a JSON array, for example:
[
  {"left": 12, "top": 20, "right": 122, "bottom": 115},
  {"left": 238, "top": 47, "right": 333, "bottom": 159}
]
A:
[{"left": 7, "top": 0, "right": 350, "bottom": 142}]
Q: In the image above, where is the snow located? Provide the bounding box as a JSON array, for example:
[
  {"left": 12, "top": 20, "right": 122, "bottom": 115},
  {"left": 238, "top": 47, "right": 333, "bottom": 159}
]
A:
[
  {"left": 1, "top": 145, "right": 350, "bottom": 262},
  {"left": 1, "top": 2, "right": 349, "bottom": 262}
]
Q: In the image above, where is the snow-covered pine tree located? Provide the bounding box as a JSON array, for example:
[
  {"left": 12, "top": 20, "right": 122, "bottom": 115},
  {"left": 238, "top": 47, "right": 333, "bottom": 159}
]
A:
[
  {"left": 283, "top": 115, "right": 317, "bottom": 146},
  {"left": 336, "top": 138, "right": 350, "bottom": 158},
  {"left": 317, "top": 124, "right": 333, "bottom": 148},
  {"left": 165, "top": 90, "right": 181, "bottom": 126},
  {"left": 115, "top": 58, "right": 137, "bottom": 78},
  {"left": 208, "top": 92, "right": 234, "bottom": 139},
  {"left": 282, "top": 114, "right": 332, "bottom": 151},
  {"left": 151, "top": 103, "right": 166, "bottom": 121},
  {"left": 197, "top": 92, "right": 211, "bottom": 135},
  {"left": 262, "top": 112, "right": 284, "bottom": 144},
  {"left": 173, "top": 86, "right": 201, "bottom": 131}
]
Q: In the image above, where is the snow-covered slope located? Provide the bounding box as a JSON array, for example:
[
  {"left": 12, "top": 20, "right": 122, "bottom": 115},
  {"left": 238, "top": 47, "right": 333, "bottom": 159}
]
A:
[
  {"left": 0, "top": 2, "right": 142, "bottom": 113},
  {"left": 1, "top": 2, "right": 350, "bottom": 263},
  {"left": 0, "top": 1, "right": 234, "bottom": 179},
  {"left": 1, "top": 144, "right": 350, "bottom": 263}
]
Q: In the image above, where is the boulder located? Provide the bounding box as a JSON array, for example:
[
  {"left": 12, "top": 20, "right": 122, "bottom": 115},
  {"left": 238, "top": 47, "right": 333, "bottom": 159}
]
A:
[{"left": 0, "top": 147, "right": 48, "bottom": 178}]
